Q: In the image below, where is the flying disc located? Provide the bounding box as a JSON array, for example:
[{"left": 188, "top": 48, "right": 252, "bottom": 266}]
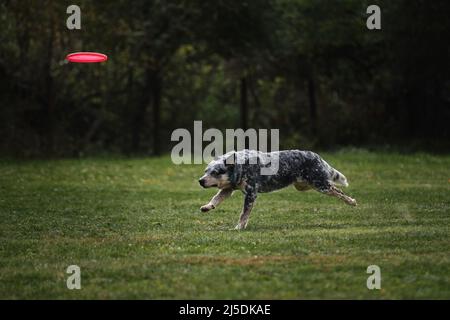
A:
[{"left": 66, "top": 52, "right": 108, "bottom": 63}]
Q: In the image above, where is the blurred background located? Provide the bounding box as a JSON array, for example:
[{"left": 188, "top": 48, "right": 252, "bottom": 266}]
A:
[{"left": 0, "top": 0, "right": 449, "bottom": 157}]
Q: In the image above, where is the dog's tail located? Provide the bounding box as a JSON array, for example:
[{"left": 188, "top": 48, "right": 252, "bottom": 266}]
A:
[{"left": 330, "top": 168, "right": 349, "bottom": 187}]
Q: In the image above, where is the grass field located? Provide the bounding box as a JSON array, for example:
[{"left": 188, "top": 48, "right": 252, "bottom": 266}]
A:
[{"left": 0, "top": 150, "right": 449, "bottom": 299}]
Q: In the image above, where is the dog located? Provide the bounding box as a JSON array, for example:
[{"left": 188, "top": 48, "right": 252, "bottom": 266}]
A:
[{"left": 198, "top": 149, "right": 357, "bottom": 230}]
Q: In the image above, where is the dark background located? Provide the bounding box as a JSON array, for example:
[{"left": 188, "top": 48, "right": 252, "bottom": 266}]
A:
[{"left": 0, "top": 0, "right": 449, "bottom": 157}]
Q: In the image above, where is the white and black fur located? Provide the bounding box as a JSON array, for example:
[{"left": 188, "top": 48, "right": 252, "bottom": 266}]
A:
[{"left": 198, "top": 149, "right": 357, "bottom": 230}]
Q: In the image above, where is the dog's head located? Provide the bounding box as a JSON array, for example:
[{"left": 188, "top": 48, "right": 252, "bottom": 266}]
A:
[{"left": 198, "top": 152, "right": 236, "bottom": 189}]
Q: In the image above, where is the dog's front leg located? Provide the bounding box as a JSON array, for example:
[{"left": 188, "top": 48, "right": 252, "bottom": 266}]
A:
[
  {"left": 235, "top": 188, "right": 257, "bottom": 230},
  {"left": 201, "top": 188, "right": 233, "bottom": 212}
]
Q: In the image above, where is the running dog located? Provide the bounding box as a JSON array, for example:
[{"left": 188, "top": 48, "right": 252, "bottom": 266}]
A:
[{"left": 198, "top": 149, "right": 357, "bottom": 230}]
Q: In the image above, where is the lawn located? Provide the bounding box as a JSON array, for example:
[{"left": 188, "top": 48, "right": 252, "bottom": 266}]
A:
[{"left": 0, "top": 150, "right": 449, "bottom": 299}]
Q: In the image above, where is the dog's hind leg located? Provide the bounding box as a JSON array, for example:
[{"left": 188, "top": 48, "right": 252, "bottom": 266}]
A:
[
  {"left": 201, "top": 188, "right": 233, "bottom": 212},
  {"left": 309, "top": 178, "right": 357, "bottom": 206},
  {"left": 324, "top": 185, "right": 357, "bottom": 206}
]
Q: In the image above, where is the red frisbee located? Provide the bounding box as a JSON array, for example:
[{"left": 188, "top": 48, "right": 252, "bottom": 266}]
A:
[{"left": 66, "top": 52, "right": 108, "bottom": 63}]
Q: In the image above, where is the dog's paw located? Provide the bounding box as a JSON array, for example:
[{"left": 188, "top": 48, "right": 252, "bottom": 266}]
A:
[
  {"left": 200, "top": 204, "right": 214, "bottom": 212},
  {"left": 234, "top": 223, "right": 246, "bottom": 230}
]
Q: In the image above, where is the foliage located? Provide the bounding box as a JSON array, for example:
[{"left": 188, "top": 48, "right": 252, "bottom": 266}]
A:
[{"left": 0, "top": 1, "right": 449, "bottom": 156}]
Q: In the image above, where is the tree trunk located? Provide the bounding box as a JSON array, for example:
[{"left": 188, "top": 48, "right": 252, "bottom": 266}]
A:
[
  {"left": 131, "top": 69, "right": 152, "bottom": 153},
  {"left": 240, "top": 76, "right": 248, "bottom": 130},
  {"left": 151, "top": 71, "right": 162, "bottom": 156},
  {"left": 44, "top": 10, "right": 55, "bottom": 154},
  {"left": 307, "top": 75, "right": 318, "bottom": 135},
  {"left": 131, "top": 68, "right": 162, "bottom": 155}
]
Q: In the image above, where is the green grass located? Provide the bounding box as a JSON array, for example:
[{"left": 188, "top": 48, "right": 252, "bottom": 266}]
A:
[{"left": 0, "top": 150, "right": 449, "bottom": 299}]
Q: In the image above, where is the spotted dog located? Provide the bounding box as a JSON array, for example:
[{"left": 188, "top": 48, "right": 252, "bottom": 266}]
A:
[{"left": 198, "top": 149, "right": 357, "bottom": 230}]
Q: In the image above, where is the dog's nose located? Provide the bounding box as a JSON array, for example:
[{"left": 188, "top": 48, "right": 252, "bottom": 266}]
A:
[{"left": 199, "top": 179, "right": 205, "bottom": 187}]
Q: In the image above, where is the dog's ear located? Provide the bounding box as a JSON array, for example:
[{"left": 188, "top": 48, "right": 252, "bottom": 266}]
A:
[
  {"left": 223, "top": 151, "right": 236, "bottom": 166},
  {"left": 226, "top": 152, "right": 242, "bottom": 187}
]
